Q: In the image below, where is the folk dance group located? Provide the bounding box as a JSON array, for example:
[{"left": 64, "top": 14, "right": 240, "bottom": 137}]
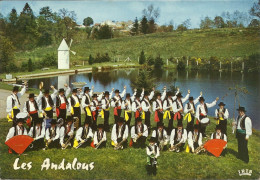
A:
[{"left": 5, "top": 83, "right": 252, "bottom": 175}]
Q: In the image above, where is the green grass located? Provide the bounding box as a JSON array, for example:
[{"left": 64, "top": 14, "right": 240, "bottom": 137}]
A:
[
  {"left": 0, "top": 111, "right": 259, "bottom": 179},
  {"left": 14, "top": 28, "right": 260, "bottom": 65}
]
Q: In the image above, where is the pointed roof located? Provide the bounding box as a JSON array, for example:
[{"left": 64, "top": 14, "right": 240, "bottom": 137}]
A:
[{"left": 58, "top": 39, "right": 69, "bottom": 51}]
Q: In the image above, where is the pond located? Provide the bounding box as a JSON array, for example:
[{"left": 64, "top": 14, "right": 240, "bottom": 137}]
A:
[{"left": 28, "top": 68, "right": 260, "bottom": 130}]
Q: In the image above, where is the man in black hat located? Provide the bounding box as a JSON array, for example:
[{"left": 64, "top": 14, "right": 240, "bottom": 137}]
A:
[
  {"left": 130, "top": 117, "right": 148, "bottom": 148},
  {"left": 101, "top": 90, "right": 113, "bottom": 131},
  {"left": 6, "top": 85, "right": 26, "bottom": 125},
  {"left": 68, "top": 88, "right": 81, "bottom": 128},
  {"left": 172, "top": 90, "right": 190, "bottom": 126},
  {"left": 184, "top": 92, "right": 202, "bottom": 132},
  {"left": 23, "top": 93, "right": 40, "bottom": 127},
  {"left": 214, "top": 102, "right": 229, "bottom": 135},
  {"left": 74, "top": 121, "right": 93, "bottom": 148},
  {"left": 163, "top": 91, "right": 175, "bottom": 135},
  {"left": 111, "top": 117, "right": 129, "bottom": 149},
  {"left": 111, "top": 86, "right": 126, "bottom": 123},
  {"left": 45, "top": 119, "right": 60, "bottom": 149},
  {"left": 28, "top": 117, "right": 45, "bottom": 150},
  {"left": 234, "top": 107, "right": 252, "bottom": 163},
  {"left": 93, "top": 124, "right": 107, "bottom": 149},
  {"left": 56, "top": 88, "right": 69, "bottom": 121},
  {"left": 142, "top": 91, "right": 153, "bottom": 129},
  {"left": 122, "top": 89, "right": 137, "bottom": 127},
  {"left": 81, "top": 86, "right": 94, "bottom": 124},
  {"left": 146, "top": 137, "right": 160, "bottom": 176},
  {"left": 188, "top": 124, "right": 202, "bottom": 153},
  {"left": 40, "top": 86, "right": 57, "bottom": 119},
  {"left": 60, "top": 116, "right": 74, "bottom": 149},
  {"left": 132, "top": 93, "right": 142, "bottom": 124},
  {"left": 152, "top": 122, "right": 168, "bottom": 150},
  {"left": 90, "top": 94, "right": 100, "bottom": 130},
  {"left": 153, "top": 92, "right": 165, "bottom": 125},
  {"left": 196, "top": 96, "right": 219, "bottom": 137},
  {"left": 169, "top": 122, "right": 187, "bottom": 152},
  {"left": 6, "top": 114, "right": 28, "bottom": 153}
]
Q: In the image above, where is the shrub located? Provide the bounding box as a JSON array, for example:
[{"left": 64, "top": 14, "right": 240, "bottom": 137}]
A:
[
  {"left": 147, "top": 56, "right": 155, "bottom": 66},
  {"left": 154, "top": 55, "right": 164, "bottom": 69},
  {"left": 28, "top": 58, "right": 33, "bottom": 72},
  {"left": 139, "top": 50, "right": 146, "bottom": 65},
  {"left": 6, "top": 62, "right": 19, "bottom": 73},
  {"left": 89, "top": 54, "right": 94, "bottom": 65},
  {"left": 177, "top": 60, "right": 185, "bottom": 70}
]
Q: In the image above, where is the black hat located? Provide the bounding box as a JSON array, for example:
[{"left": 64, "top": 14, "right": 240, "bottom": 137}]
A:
[
  {"left": 237, "top": 106, "right": 246, "bottom": 112},
  {"left": 84, "top": 121, "right": 90, "bottom": 125},
  {"left": 136, "top": 117, "right": 142, "bottom": 122},
  {"left": 189, "top": 96, "right": 194, "bottom": 101},
  {"left": 194, "top": 124, "right": 199, "bottom": 130},
  {"left": 59, "top": 88, "right": 65, "bottom": 93},
  {"left": 177, "top": 122, "right": 183, "bottom": 127},
  {"left": 104, "top": 91, "right": 109, "bottom": 96},
  {"left": 148, "top": 137, "right": 157, "bottom": 142},
  {"left": 215, "top": 125, "right": 221, "bottom": 130},
  {"left": 199, "top": 97, "right": 205, "bottom": 102},
  {"left": 28, "top": 93, "right": 36, "bottom": 98},
  {"left": 84, "top": 87, "right": 90, "bottom": 92},
  {"left": 50, "top": 119, "right": 57, "bottom": 124},
  {"left": 157, "top": 121, "right": 164, "bottom": 127},
  {"left": 176, "top": 93, "right": 183, "bottom": 98},
  {"left": 13, "top": 86, "right": 19, "bottom": 92},
  {"left": 16, "top": 118, "right": 25, "bottom": 123},
  {"left": 44, "top": 89, "right": 50, "bottom": 94},
  {"left": 167, "top": 91, "right": 173, "bottom": 97},
  {"left": 72, "top": 88, "right": 77, "bottom": 93},
  {"left": 156, "top": 92, "right": 162, "bottom": 97},
  {"left": 35, "top": 117, "right": 43, "bottom": 124},
  {"left": 126, "top": 93, "right": 130, "bottom": 97},
  {"left": 115, "top": 89, "right": 120, "bottom": 93},
  {"left": 136, "top": 93, "right": 141, "bottom": 98},
  {"left": 66, "top": 116, "right": 73, "bottom": 122},
  {"left": 117, "top": 117, "right": 124, "bottom": 123},
  {"left": 144, "top": 91, "right": 149, "bottom": 96},
  {"left": 218, "top": 102, "right": 226, "bottom": 106},
  {"left": 92, "top": 94, "right": 97, "bottom": 98},
  {"left": 97, "top": 124, "right": 104, "bottom": 129}
]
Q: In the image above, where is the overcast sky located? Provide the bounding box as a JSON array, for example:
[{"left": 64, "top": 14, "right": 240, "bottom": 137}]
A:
[{"left": 0, "top": 0, "right": 256, "bottom": 28}]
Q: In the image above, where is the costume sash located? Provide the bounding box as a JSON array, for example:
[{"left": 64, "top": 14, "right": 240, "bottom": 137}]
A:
[
  {"left": 45, "top": 107, "right": 52, "bottom": 111},
  {"left": 125, "top": 110, "right": 130, "bottom": 121},
  {"left": 85, "top": 107, "right": 92, "bottom": 117},
  {"left": 154, "top": 111, "right": 160, "bottom": 122},
  {"left": 174, "top": 112, "right": 181, "bottom": 121},
  {"left": 184, "top": 113, "right": 192, "bottom": 122},
  {"left": 163, "top": 110, "right": 171, "bottom": 120},
  {"left": 141, "top": 111, "right": 145, "bottom": 120},
  {"left": 60, "top": 103, "right": 66, "bottom": 109}
]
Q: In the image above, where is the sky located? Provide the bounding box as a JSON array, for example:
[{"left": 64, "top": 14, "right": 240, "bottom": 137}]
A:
[{"left": 0, "top": 0, "right": 256, "bottom": 28}]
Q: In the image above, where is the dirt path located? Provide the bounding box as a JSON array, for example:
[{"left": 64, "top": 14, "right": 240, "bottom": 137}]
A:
[{"left": 0, "top": 89, "right": 28, "bottom": 118}]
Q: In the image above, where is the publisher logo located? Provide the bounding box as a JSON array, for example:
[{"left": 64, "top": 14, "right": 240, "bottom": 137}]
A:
[{"left": 238, "top": 169, "right": 252, "bottom": 176}]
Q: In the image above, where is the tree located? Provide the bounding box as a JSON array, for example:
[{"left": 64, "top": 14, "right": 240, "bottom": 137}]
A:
[
  {"left": 248, "top": 19, "right": 260, "bottom": 27},
  {"left": 154, "top": 55, "right": 164, "bottom": 69},
  {"left": 183, "top": 19, "right": 191, "bottom": 29},
  {"left": 148, "top": 17, "right": 156, "bottom": 33},
  {"left": 142, "top": 4, "right": 160, "bottom": 21},
  {"left": 83, "top": 17, "right": 94, "bottom": 26},
  {"left": 0, "top": 36, "right": 15, "bottom": 72},
  {"left": 131, "top": 70, "right": 156, "bottom": 92},
  {"left": 249, "top": 0, "right": 260, "bottom": 18},
  {"left": 21, "top": 3, "right": 34, "bottom": 17},
  {"left": 89, "top": 54, "right": 94, "bottom": 65},
  {"left": 139, "top": 50, "right": 146, "bottom": 65},
  {"left": 97, "top": 25, "right": 113, "bottom": 39},
  {"left": 130, "top": 17, "right": 139, "bottom": 35},
  {"left": 147, "top": 56, "right": 155, "bottom": 66},
  {"left": 200, "top": 16, "right": 214, "bottom": 29},
  {"left": 214, "top": 16, "right": 225, "bottom": 28},
  {"left": 177, "top": 24, "right": 187, "bottom": 31},
  {"left": 140, "top": 16, "right": 148, "bottom": 34},
  {"left": 39, "top": 6, "right": 53, "bottom": 21},
  {"left": 28, "top": 58, "right": 33, "bottom": 72}
]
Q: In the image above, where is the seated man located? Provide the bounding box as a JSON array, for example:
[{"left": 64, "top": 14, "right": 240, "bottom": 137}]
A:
[
  {"left": 6, "top": 113, "right": 28, "bottom": 153},
  {"left": 146, "top": 137, "right": 160, "bottom": 176},
  {"left": 131, "top": 117, "right": 148, "bottom": 148},
  {"left": 188, "top": 124, "right": 202, "bottom": 153},
  {"left": 74, "top": 121, "right": 93, "bottom": 148},
  {"left": 169, "top": 122, "right": 187, "bottom": 152},
  {"left": 111, "top": 117, "right": 129, "bottom": 150},
  {"left": 60, "top": 116, "right": 74, "bottom": 149},
  {"left": 45, "top": 119, "right": 60, "bottom": 149},
  {"left": 211, "top": 125, "right": 227, "bottom": 155},
  {"left": 152, "top": 122, "right": 168, "bottom": 151},
  {"left": 28, "top": 117, "right": 45, "bottom": 150},
  {"left": 93, "top": 124, "right": 107, "bottom": 149}
]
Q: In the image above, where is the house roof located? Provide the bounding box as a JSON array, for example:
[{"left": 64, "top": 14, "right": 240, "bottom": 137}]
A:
[{"left": 58, "top": 39, "right": 69, "bottom": 51}]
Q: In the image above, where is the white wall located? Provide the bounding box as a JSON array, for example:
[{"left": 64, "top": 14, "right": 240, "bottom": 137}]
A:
[{"left": 58, "top": 50, "right": 70, "bottom": 69}]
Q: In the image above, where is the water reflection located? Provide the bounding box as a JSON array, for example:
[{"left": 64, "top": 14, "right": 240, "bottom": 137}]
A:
[{"left": 27, "top": 68, "right": 260, "bottom": 129}]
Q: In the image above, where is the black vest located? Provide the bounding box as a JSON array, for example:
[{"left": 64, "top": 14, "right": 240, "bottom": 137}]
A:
[
  {"left": 56, "top": 95, "right": 68, "bottom": 107},
  {"left": 187, "top": 102, "right": 195, "bottom": 111},
  {"left": 84, "top": 94, "right": 91, "bottom": 105},
  {"left": 14, "top": 126, "right": 24, "bottom": 136},
  {"left": 41, "top": 95, "right": 54, "bottom": 109},
  {"left": 175, "top": 99, "right": 183, "bottom": 110},
  {"left": 26, "top": 100, "right": 39, "bottom": 112},
  {"left": 192, "top": 131, "right": 200, "bottom": 142},
  {"left": 97, "top": 130, "right": 104, "bottom": 142},
  {"left": 81, "top": 127, "right": 90, "bottom": 139},
  {"left": 116, "top": 124, "right": 126, "bottom": 137},
  {"left": 32, "top": 126, "right": 42, "bottom": 138},
  {"left": 217, "top": 108, "right": 226, "bottom": 119},
  {"left": 237, "top": 115, "right": 247, "bottom": 130},
  {"left": 212, "top": 132, "right": 225, "bottom": 139},
  {"left": 48, "top": 127, "right": 57, "bottom": 138},
  {"left": 135, "top": 124, "right": 144, "bottom": 134},
  {"left": 199, "top": 103, "right": 208, "bottom": 114},
  {"left": 174, "top": 128, "right": 185, "bottom": 141},
  {"left": 113, "top": 96, "right": 122, "bottom": 106},
  {"left": 70, "top": 95, "right": 81, "bottom": 107}
]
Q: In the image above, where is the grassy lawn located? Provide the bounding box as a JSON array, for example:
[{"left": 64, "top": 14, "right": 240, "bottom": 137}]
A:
[
  {"left": 14, "top": 28, "right": 260, "bottom": 65},
  {"left": 0, "top": 111, "right": 259, "bottom": 179}
]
